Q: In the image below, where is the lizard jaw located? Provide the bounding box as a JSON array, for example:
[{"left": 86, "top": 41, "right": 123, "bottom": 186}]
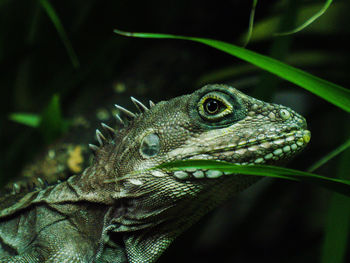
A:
[
  {"left": 167, "top": 129, "right": 311, "bottom": 180},
  {"left": 213, "top": 128, "right": 311, "bottom": 165}
]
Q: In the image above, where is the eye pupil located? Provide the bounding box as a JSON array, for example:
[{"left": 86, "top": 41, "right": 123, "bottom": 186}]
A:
[{"left": 205, "top": 99, "right": 219, "bottom": 114}]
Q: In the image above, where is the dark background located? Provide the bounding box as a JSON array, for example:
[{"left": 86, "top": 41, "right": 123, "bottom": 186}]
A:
[{"left": 1, "top": 0, "right": 349, "bottom": 262}]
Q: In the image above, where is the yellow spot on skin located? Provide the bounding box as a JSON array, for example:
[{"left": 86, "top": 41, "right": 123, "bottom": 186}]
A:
[
  {"left": 303, "top": 132, "right": 311, "bottom": 143},
  {"left": 67, "top": 146, "right": 84, "bottom": 173}
]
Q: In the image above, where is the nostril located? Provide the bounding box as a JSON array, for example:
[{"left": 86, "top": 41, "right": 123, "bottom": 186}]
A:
[{"left": 279, "top": 109, "right": 291, "bottom": 120}]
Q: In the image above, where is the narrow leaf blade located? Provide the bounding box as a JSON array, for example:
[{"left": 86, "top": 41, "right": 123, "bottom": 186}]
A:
[
  {"left": 308, "top": 137, "right": 350, "bottom": 172},
  {"left": 9, "top": 113, "right": 41, "bottom": 127},
  {"left": 39, "top": 94, "right": 68, "bottom": 143},
  {"left": 243, "top": 0, "right": 258, "bottom": 47},
  {"left": 321, "top": 142, "right": 350, "bottom": 263},
  {"left": 156, "top": 160, "right": 350, "bottom": 197},
  {"left": 39, "top": 0, "right": 79, "bottom": 68},
  {"left": 114, "top": 30, "right": 350, "bottom": 113},
  {"left": 276, "top": 0, "right": 333, "bottom": 36}
]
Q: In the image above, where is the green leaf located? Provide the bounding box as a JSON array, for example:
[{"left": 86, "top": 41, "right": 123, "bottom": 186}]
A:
[
  {"left": 308, "top": 137, "right": 350, "bottom": 172},
  {"left": 243, "top": 0, "right": 258, "bottom": 47},
  {"left": 114, "top": 29, "right": 350, "bottom": 113},
  {"left": 321, "top": 141, "right": 350, "bottom": 263},
  {"left": 39, "top": 0, "right": 79, "bottom": 68},
  {"left": 9, "top": 113, "right": 41, "bottom": 127},
  {"left": 276, "top": 0, "right": 333, "bottom": 36},
  {"left": 322, "top": 194, "right": 350, "bottom": 263},
  {"left": 39, "top": 94, "right": 69, "bottom": 143},
  {"left": 156, "top": 160, "right": 350, "bottom": 197},
  {"left": 253, "top": 0, "right": 298, "bottom": 101}
]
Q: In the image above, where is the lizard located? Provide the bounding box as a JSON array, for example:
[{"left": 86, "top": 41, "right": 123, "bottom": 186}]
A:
[{"left": 0, "top": 84, "right": 311, "bottom": 263}]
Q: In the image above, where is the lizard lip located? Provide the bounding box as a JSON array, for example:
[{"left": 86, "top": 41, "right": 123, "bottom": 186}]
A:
[
  {"left": 209, "top": 128, "right": 311, "bottom": 165},
  {"left": 213, "top": 128, "right": 311, "bottom": 153},
  {"left": 171, "top": 129, "right": 311, "bottom": 180},
  {"left": 244, "top": 128, "right": 311, "bottom": 164}
]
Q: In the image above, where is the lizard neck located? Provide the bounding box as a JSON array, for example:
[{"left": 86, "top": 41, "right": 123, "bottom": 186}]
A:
[{"left": 52, "top": 163, "right": 118, "bottom": 205}]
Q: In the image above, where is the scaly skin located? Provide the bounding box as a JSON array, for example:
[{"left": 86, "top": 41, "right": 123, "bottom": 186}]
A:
[{"left": 0, "top": 84, "right": 310, "bottom": 263}]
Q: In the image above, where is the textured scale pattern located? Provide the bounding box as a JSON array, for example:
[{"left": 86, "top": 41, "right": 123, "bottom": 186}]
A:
[{"left": 0, "top": 84, "right": 310, "bottom": 262}]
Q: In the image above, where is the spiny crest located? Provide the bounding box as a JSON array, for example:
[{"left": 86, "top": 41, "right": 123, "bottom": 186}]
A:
[
  {"left": 89, "top": 96, "right": 155, "bottom": 155},
  {"left": 0, "top": 175, "right": 52, "bottom": 200},
  {"left": 131, "top": 96, "right": 149, "bottom": 113}
]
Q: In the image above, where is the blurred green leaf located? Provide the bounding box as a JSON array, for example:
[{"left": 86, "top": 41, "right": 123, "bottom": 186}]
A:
[
  {"left": 243, "top": 0, "right": 258, "bottom": 47},
  {"left": 321, "top": 139, "right": 350, "bottom": 263},
  {"left": 9, "top": 95, "right": 70, "bottom": 143},
  {"left": 9, "top": 113, "right": 41, "bottom": 127},
  {"left": 308, "top": 137, "right": 350, "bottom": 172},
  {"left": 39, "top": 0, "right": 79, "bottom": 68},
  {"left": 39, "top": 94, "right": 69, "bottom": 143},
  {"left": 156, "top": 160, "right": 350, "bottom": 197},
  {"left": 114, "top": 30, "right": 350, "bottom": 113},
  {"left": 197, "top": 51, "right": 338, "bottom": 85},
  {"left": 239, "top": 1, "right": 345, "bottom": 43},
  {"left": 253, "top": 0, "right": 297, "bottom": 101},
  {"left": 276, "top": 0, "right": 333, "bottom": 36}
]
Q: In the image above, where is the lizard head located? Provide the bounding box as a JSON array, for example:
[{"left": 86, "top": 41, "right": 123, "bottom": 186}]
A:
[
  {"left": 92, "top": 84, "right": 310, "bottom": 262},
  {"left": 107, "top": 84, "right": 310, "bottom": 183}
]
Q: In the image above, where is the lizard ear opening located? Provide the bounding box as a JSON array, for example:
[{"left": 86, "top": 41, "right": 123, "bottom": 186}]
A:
[{"left": 140, "top": 133, "right": 160, "bottom": 158}]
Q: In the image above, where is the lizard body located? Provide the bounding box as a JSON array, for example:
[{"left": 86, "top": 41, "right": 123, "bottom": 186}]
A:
[{"left": 0, "top": 84, "right": 310, "bottom": 262}]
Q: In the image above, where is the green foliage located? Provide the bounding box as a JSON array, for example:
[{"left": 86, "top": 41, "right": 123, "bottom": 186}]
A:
[
  {"left": 156, "top": 160, "right": 350, "bottom": 197},
  {"left": 243, "top": 0, "right": 258, "bottom": 47},
  {"left": 39, "top": 0, "right": 79, "bottom": 68},
  {"left": 9, "top": 94, "right": 69, "bottom": 144},
  {"left": 39, "top": 94, "right": 69, "bottom": 143},
  {"left": 8, "top": 113, "right": 40, "bottom": 127},
  {"left": 276, "top": 0, "right": 333, "bottom": 36},
  {"left": 114, "top": 29, "right": 350, "bottom": 113},
  {"left": 308, "top": 137, "right": 350, "bottom": 172},
  {"left": 321, "top": 141, "right": 350, "bottom": 263}
]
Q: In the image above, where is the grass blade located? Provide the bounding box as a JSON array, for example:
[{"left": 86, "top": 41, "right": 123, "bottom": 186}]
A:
[
  {"left": 308, "top": 137, "right": 350, "bottom": 172},
  {"left": 114, "top": 29, "right": 350, "bottom": 113},
  {"left": 276, "top": 0, "right": 333, "bottom": 36},
  {"left": 156, "top": 160, "right": 350, "bottom": 197},
  {"left": 321, "top": 142, "right": 350, "bottom": 263},
  {"left": 243, "top": 0, "right": 258, "bottom": 47},
  {"left": 39, "top": 94, "right": 69, "bottom": 143},
  {"left": 39, "top": 0, "right": 79, "bottom": 68},
  {"left": 253, "top": 0, "right": 298, "bottom": 101}
]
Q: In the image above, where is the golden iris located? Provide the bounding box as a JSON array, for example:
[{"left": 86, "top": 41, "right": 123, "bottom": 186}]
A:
[{"left": 198, "top": 93, "right": 233, "bottom": 121}]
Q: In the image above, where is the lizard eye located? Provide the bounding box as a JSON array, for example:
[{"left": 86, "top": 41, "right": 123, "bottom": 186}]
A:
[
  {"left": 140, "top": 133, "right": 160, "bottom": 158},
  {"left": 204, "top": 98, "right": 223, "bottom": 115},
  {"left": 198, "top": 93, "right": 233, "bottom": 121}
]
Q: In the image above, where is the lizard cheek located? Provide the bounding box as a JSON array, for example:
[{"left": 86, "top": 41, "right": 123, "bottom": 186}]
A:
[{"left": 140, "top": 133, "right": 161, "bottom": 158}]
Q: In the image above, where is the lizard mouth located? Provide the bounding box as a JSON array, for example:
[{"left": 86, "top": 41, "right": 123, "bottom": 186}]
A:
[
  {"left": 214, "top": 128, "right": 311, "bottom": 165},
  {"left": 171, "top": 129, "right": 310, "bottom": 180}
]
